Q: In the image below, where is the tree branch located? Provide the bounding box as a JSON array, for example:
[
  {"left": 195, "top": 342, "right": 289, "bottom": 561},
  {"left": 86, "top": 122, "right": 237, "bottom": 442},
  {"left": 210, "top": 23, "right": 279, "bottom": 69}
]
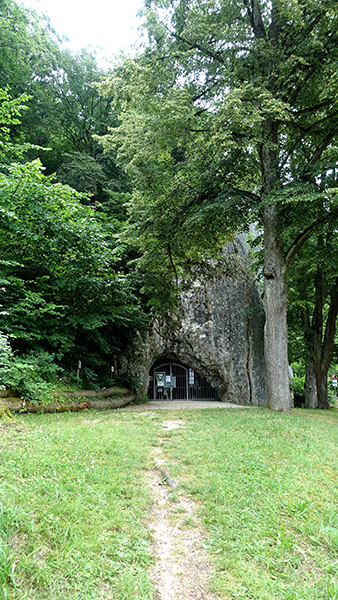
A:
[
  {"left": 167, "top": 242, "right": 179, "bottom": 288},
  {"left": 284, "top": 210, "right": 338, "bottom": 269},
  {"left": 169, "top": 30, "right": 226, "bottom": 65},
  {"left": 291, "top": 100, "right": 332, "bottom": 116},
  {"left": 322, "top": 277, "right": 338, "bottom": 366},
  {"left": 309, "top": 124, "right": 338, "bottom": 165},
  {"left": 243, "top": 0, "right": 267, "bottom": 40}
]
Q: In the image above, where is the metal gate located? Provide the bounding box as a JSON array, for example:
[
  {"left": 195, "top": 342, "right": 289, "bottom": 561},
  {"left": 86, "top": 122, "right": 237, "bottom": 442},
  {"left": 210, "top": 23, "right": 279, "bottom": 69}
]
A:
[{"left": 148, "top": 358, "right": 219, "bottom": 400}]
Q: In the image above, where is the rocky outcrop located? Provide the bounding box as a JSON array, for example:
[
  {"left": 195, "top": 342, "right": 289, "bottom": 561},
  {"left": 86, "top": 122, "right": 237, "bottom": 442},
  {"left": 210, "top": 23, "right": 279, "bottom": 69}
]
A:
[{"left": 120, "top": 237, "right": 267, "bottom": 405}]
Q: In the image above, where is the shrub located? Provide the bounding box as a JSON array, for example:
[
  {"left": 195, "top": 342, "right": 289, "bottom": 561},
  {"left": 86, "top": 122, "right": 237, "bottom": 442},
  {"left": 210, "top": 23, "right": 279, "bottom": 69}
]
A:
[{"left": 0, "top": 333, "right": 61, "bottom": 404}]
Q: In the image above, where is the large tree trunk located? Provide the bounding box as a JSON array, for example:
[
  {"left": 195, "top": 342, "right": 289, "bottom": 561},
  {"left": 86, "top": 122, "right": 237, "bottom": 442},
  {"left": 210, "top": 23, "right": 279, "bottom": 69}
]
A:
[
  {"left": 261, "top": 116, "right": 292, "bottom": 412},
  {"left": 316, "top": 370, "right": 329, "bottom": 410},
  {"left": 263, "top": 204, "right": 292, "bottom": 411},
  {"left": 0, "top": 395, "right": 135, "bottom": 413}
]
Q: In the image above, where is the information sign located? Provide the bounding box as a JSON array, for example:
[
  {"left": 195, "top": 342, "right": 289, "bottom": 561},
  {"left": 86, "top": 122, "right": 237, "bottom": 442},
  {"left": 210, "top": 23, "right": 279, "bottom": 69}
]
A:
[{"left": 156, "top": 372, "right": 166, "bottom": 386}]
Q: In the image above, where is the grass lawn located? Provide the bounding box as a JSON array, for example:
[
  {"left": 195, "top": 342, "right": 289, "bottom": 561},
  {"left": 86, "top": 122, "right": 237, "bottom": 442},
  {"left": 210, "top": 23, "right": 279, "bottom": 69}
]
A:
[{"left": 1, "top": 406, "right": 338, "bottom": 599}]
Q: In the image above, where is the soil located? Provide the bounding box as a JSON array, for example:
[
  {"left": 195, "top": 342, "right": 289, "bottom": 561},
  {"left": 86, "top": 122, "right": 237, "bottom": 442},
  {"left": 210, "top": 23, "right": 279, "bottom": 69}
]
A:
[
  {"left": 146, "top": 420, "right": 218, "bottom": 600},
  {"left": 123, "top": 400, "right": 245, "bottom": 411}
]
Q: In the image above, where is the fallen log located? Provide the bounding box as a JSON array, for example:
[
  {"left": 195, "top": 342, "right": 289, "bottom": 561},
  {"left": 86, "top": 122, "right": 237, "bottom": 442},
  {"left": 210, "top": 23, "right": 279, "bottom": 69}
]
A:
[
  {"left": 57, "top": 386, "right": 130, "bottom": 399},
  {"left": 0, "top": 388, "right": 19, "bottom": 398},
  {"left": 0, "top": 395, "right": 134, "bottom": 413},
  {"left": 0, "top": 386, "right": 130, "bottom": 400}
]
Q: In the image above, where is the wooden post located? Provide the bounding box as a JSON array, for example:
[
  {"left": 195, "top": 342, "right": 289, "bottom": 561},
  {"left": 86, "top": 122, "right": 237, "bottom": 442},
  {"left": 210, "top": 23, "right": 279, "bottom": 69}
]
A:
[{"left": 77, "top": 360, "right": 82, "bottom": 381}]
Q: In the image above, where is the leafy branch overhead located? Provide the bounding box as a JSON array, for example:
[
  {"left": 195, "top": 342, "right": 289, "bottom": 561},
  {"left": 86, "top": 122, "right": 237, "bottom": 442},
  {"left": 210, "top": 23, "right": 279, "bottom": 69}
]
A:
[{"left": 97, "top": 0, "right": 338, "bottom": 410}]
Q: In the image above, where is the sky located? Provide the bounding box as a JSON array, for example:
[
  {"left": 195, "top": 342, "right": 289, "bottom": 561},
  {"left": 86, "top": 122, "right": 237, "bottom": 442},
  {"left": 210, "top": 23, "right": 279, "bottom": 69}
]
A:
[{"left": 20, "top": 0, "right": 146, "bottom": 66}]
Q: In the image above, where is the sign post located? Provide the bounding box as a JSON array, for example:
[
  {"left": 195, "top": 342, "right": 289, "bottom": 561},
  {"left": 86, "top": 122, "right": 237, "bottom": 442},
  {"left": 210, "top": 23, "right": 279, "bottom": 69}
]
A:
[{"left": 156, "top": 372, "right": 166, "bottom": 387}]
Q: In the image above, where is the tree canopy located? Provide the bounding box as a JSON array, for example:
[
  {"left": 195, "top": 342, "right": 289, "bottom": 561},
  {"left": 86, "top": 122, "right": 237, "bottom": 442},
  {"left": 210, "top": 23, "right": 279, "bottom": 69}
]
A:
[
  {"left": 1, "top": 0, "right": 338, "bottom": 405},
  {"left": 98, "top": 0, "right": 338, "bottom": 409}
]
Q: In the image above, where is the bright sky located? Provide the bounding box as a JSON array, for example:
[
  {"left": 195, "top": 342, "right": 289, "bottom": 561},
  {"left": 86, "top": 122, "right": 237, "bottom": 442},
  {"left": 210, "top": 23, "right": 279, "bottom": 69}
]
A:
[{"left": 20, "top": 0, "right": 146, "bottom": 67}]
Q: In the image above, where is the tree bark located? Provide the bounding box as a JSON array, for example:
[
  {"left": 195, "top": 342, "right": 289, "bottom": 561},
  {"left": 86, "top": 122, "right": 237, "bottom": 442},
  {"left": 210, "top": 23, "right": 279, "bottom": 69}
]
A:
[
  {"left": 57, "top": 386, "right": 130, "bottom": 399},
  {"left": 0, "top": 386, "right": 130, "bottom": 399},
  {"left": 315, "top": 371, "right": 329, "bottom": 410},
  {"left": 0, "top": 395, "right": 135, "bottom": 413},
  {"left": 302, "top": 308, "right": 318, "bottom": 408},
  {"left": 313, "top": 270, "right": 338, "bottom": 410},
  {"left": 261, "top": 117, "right": 292, "bottom": 412},
  {"left": 304, "top": 359, "right": 318, "bottom": 408},
  {"left": 263, "top": 204, "right": 292, "bottom": 411}
]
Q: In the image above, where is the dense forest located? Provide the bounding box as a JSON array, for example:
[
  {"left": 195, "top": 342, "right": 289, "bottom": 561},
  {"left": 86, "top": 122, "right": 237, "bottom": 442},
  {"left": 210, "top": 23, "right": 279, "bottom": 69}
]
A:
[
  {"left": 0, "top": 0, "right": 151, "bottom": 402},
  {"left": 0, "top": 0, "right": 338, "bottom": 409}
]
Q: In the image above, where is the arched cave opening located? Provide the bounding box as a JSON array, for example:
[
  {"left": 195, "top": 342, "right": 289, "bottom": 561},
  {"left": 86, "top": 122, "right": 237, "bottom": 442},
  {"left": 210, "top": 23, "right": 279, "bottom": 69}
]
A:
[{"left": 148, "top": 357, "right": 219, "bottom": 401}]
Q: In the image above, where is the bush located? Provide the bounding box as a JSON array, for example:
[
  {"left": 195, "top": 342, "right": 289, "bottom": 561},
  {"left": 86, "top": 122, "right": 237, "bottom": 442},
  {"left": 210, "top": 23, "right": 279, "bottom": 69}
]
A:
[
  {"left": 0, "top": 333, "right": 61, "bottom": 404},
  {"left": 293, "top": 375, "right": 305, "bottom": 407}
]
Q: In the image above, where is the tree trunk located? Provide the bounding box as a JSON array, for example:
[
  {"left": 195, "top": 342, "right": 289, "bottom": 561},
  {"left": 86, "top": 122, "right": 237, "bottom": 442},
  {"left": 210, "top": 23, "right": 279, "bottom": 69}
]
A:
[
  {"left": 0, "top": 395, "right": 135, "bottom": 413},
  {"left": 57, "top": 386, "right": 129, "bottom": 399},
  {"left": 316, "top": 370, "right": 330, "bottom": 410},
  {"left": 261, "top": 116, "right": 292, "bottom": 412},
  {"left": 304, "top": 358, "right": 318, "bottom": 408},
  {"left": 313, "top": 270, "right": 338, "bottom": 410},
  {"left": 263, "top": 203, "right": 292, "bottom": 411},
  {"left": 302, "top": 308, "right": 318, "bottom": 408}
]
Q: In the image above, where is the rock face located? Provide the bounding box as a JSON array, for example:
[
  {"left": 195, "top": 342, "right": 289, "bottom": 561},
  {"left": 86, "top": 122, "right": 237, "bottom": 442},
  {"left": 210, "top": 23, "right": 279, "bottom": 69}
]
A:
[{"left": 120, "top": 237, "right": 268, "bottom": 405}]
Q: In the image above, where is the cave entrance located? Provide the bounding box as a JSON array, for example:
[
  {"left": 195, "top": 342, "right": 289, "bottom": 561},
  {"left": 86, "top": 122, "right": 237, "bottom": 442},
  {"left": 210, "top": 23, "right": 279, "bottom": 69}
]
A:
[{"left": 148, "top": 358, "right": 219, "bottom": 401}]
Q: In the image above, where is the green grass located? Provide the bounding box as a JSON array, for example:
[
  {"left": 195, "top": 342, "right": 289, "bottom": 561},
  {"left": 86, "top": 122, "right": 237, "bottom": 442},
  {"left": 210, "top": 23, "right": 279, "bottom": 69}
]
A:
[
  {"left": 159, "top": 407, "right": 338, "bottom": 599},
  {"left": 1, "top": 407, "right": 338, "bottom": 599},
  {"left": 0, "top": 410, "right": 162, "bottom": 599}
]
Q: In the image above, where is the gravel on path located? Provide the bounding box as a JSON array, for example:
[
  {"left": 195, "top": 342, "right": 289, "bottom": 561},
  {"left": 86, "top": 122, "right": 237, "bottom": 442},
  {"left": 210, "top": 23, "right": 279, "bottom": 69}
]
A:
[{"left": 122, "top": 400, "right": 247, "bottom": 410}]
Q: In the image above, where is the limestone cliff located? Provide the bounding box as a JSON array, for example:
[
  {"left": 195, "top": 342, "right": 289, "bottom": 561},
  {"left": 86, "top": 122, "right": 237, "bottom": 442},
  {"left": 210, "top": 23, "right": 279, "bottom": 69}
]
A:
[{"left": 120, "top": 237, "right": 268, "bottom": 405}]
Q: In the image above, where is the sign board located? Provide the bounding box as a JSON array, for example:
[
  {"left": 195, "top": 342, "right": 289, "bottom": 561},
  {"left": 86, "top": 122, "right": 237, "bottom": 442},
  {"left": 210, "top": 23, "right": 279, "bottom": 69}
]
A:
[
  {"left": 149, "top": 375, "right": 153, "bottom": 382},
  {"left": 332, "top": 373, "right": 337, "bottom": 379},
  {"left": 156, "top": 372, "right": 166, "bottom": 386},
  {"left": 189, "top": 368, "right": 194, "bottom": 385},
  {"left": 164, "top": 376, "right": 176, "bottom": 389},
  {"left": 333, "top": 381, "right": 338, "bottom": 387}
]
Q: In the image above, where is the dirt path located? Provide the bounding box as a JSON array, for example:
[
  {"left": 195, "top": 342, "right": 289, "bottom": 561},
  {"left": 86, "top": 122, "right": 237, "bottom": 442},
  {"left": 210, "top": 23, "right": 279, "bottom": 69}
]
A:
[
  {"left": 123, "top": 400, "right": 246, "bottom": 411},
  {"left": 146, "top": 420, "right": 218, "bottom": 600}
]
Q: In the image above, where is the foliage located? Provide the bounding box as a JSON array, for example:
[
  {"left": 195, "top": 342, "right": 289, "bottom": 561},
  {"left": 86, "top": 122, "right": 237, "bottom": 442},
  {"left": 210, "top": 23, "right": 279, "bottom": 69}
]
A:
[
  {"left": 98, "top": 0, "right": 338, "bottom": 409},
  {"left": 0, "top": 2, "right": 152, "bottom": 399},
  {"left": 0, "top": 87, "right": 149, "bottom": 392},
  {"left": 287, "top": 233, "right": 338, "bottom": 408},
  {"left": 0, "top": 332, "right": 59, "bottom": 404},
  {"left": 98, "top": 0, "right": 338, "bottom": 282},
  {"left": 290, "top": 364, "right": 306, "bottom": 407},
  {"left": 0, "top": 0, "right": 60, "bottom": 98},
  {"left": 0, "top": 156, "right": 148, "bottom": 369},
  {"left": 0, "top": 1, "right": 130, "bottom": 204}
]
